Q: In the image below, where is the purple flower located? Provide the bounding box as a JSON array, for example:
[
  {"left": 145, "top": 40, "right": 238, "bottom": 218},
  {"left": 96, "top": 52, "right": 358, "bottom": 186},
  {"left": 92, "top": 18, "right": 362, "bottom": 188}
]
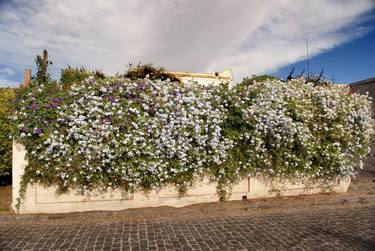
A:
[
  {"left": 51, "top": 98, "right": 63, "bottom": 103},
  {"left": 47, "top": 98, "right": 63, "bottom": 109},
  {"left": 138, "top": 82, "right": 146, "bottom": 91},
  {"left": 103, "top": 116, "right": 111, "bottom": 124},
  {"left": 107, "top": 96, "right": 118, "bottom": 103},
  {"left": 148, "top": 105, "right": 156, "bottom": 114},
  {"left": 34, "top": 128, "right": 42, "bottom": 136},
  {"left": 48, "top": 103, "right": 59, "bottom": 109},
  {"left": 172, "top": 90, "right": 179, "bottom": 97},
  {"left": 29, "top": 102, "right": 39, "bottom": 111}
]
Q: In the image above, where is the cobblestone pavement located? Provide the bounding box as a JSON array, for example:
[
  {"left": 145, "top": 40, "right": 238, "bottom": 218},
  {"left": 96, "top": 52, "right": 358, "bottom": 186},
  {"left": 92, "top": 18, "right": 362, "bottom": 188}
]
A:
[{"left": 0, "top": 205, "right": 374, "bottom": 251}]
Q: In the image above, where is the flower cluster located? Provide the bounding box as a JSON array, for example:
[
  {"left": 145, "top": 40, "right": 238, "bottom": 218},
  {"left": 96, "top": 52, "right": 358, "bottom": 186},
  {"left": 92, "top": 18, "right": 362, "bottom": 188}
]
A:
[
  {"left": 229, "top": 78, "right": 374, "bottom": 180},
  {"left": 13, "top": 77, "right": 232, "bottom": 194}
]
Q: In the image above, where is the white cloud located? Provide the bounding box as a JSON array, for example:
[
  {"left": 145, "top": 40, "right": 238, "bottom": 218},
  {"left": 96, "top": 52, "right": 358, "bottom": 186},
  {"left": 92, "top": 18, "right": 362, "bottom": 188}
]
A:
[
  {"left": 0, "top": 76, "right": 19, "bottom": 87},
  {"left": 0, "top": 0, "right": 373, "bottom": 84},
  {"left": 209, "top": 0, "right": 375, "bottom": 80},
  {"left": 0, "top": 66, "right": 18, "bottom": 87},
  {"left": 0, "top": 67, "right": 14, "bottom": 76}
]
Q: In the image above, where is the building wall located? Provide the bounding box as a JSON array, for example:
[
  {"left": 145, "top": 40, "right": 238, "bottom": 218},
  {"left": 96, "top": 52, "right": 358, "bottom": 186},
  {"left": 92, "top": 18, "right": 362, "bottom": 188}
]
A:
[
  {"left": 167, "top": 68, "right": 232, "bottom": 86},
  {"left": 351, "top": 78, "right": 375, "bottom": 175},
  {"left": 352, "top": 78, "right": 375, "bottom": 117}
]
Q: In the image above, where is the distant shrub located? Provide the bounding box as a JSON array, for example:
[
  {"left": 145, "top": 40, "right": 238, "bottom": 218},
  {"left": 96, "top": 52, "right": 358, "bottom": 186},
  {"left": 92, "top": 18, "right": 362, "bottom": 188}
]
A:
[
  {"left": 60, "top": 66, "right": 106, "bottom": 88},
  {"left": 0, "top": 88, "right": 15, "bottom": 180},
  {"left": 238, "top": 75, "right": 278, "bottom": 86},
  {"left": 124, "top": 63, "right": 181, "bottom": 82},
  {"left": 60, "top": 67, "right": 91, "bottom": 86}
]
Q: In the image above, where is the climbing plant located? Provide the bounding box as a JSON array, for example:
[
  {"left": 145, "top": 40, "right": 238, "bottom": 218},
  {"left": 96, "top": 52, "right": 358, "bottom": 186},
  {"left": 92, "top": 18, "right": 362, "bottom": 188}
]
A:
[{"left": 10, "top": 57, "right": 375, "bottom": 206}]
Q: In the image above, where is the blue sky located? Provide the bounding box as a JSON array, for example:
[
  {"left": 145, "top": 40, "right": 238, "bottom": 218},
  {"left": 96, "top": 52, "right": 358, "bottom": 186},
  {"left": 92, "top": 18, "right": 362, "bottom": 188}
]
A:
[
  {"left": 274, "top": 17, "right": 375, "bottom": 84},
  {"left": 0, "top": 0, "right": 374, "bottom": 86}
]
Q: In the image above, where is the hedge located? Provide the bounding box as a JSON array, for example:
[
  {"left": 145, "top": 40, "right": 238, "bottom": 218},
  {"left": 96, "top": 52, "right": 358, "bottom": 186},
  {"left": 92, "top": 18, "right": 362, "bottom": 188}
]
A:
[
  {"left": 0, "top": 88, "right": 15, "bottom": 180},
  {"left": 10, "top": 76, "right": 374, "bottom": 205}
]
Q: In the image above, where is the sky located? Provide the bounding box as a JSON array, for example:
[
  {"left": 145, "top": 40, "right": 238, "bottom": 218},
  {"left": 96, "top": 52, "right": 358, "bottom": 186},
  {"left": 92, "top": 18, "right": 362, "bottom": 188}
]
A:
[
  {"left": 0, "top": 0, "right": 374, "bottom": 87},
  {"left": 273, "top": 17, "right": 375, "bottom": 84}
]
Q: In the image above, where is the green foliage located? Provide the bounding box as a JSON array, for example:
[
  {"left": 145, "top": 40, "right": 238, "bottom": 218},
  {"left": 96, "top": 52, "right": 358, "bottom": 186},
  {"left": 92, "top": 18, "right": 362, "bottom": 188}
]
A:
[
  {"left": 238, "top": 74, "right": 278, "bottom": 87},
  {"left": 35, "top": 50, "right": 52, "bottom": 84},
  {"left": 305, "top": 74, "right": 332, "bottom": 87},
  {"left": 0, "top": 88, "right": 16, "bottom": 178},
  {"left": 124, "top": 63, "right": 181, "bottom": 82},
  {"left": 60, "top": 66, "right": 105, "bottom": 88},
  {"left": 60, "top": 66, "right": 91, "bottom": 86}
]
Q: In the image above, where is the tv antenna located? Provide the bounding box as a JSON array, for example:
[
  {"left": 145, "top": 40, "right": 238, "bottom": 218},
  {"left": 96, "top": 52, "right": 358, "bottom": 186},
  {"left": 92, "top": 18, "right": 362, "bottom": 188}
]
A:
[
  {"left": 305, "top": 39, "right": 310, "bottom": 77},
  {"left": 330, "top": 74, "right": 336, "bottom": 84}
]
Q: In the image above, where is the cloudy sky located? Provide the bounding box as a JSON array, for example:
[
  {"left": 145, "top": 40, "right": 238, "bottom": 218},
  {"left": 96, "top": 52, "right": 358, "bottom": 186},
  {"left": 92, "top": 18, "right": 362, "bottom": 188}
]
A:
[{"left": 0, "top": 0, "right": 374, "bottom": 86}]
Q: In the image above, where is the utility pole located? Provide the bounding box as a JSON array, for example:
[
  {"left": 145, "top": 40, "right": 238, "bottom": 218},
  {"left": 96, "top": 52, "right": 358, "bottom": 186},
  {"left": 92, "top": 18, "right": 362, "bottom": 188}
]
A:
[{"left": 305, "top": 39, "right": 310, "bottom": 77}]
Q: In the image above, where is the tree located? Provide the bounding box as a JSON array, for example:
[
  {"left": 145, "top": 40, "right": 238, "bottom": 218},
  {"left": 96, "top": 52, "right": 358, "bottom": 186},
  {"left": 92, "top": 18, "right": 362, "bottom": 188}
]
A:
[
  {"left": 124, "top": 63, "right": 180, "bottom": 82},
  {"left": 35, "top": 50, "right": 52, "bottom": 83},
  {"left": 238, "top": 74, "right": 279, "bottom": 87},
  {"left": 0, "top": 88, "right": 15, "bottom": 184}
]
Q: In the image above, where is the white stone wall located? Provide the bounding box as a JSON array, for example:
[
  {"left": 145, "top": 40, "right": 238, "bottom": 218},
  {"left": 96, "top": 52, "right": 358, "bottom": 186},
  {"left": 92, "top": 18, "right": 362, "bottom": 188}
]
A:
[{"left": 12, "top": 141, "right": 351, "bottom": 214}]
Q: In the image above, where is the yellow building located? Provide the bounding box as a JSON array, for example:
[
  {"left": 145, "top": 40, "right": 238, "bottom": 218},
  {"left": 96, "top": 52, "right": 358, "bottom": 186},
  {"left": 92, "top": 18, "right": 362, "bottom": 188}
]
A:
[{"left": 167, "top": 68, "right": 232, "bottom": 86}]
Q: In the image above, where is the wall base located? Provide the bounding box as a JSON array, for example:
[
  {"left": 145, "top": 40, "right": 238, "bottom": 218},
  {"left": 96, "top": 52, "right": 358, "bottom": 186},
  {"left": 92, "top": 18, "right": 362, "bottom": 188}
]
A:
[
  {"left": 12, "top": 175, "right": 351, "bottom": 214},
  {"left": 12, "top": 141, "right": 351, "bottom": 214}
]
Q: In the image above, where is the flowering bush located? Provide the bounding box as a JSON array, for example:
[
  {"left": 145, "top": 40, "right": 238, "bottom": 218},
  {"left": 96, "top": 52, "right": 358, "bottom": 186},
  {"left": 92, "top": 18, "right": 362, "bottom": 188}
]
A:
[
  {"left": 12, "top": 76, "right": 374, "bottom": 205},
  {"left": 12, "top": 77, "right": 232, "bottom": 196},
  {"left": 225, "top": 78, "right": 374, "bottom": 182}
]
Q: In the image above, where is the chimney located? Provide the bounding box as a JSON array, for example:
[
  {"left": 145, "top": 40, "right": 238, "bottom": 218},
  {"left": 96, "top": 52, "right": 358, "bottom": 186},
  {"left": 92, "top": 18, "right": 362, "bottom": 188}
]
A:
[
  {"left": 42, "top": 49, "right": 48, "bottom": 65},
  {"left": 23, "top": 69, "right": 31, "bottom": 88}
]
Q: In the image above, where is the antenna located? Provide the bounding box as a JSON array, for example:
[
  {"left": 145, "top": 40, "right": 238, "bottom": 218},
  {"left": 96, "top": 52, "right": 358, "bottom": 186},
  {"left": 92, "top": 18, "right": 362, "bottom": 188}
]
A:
[
  {"left": 318, "top": 68, "right": 324, "bottom": 80},
  {"left": 305, "top": 39, "right": 310, "bottom": 77},
  {"left": 286, "top": 66, "right": 295, "bottom": 81},
  {"left": 330, "top": 74, "right": 336, "bottom": 84}
]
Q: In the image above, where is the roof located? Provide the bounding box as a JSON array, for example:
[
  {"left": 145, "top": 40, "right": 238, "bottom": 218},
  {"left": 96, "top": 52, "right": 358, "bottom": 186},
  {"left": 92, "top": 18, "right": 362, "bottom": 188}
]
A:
[{"left": 350, "top": 77, "right": 375, "bottom": 86}]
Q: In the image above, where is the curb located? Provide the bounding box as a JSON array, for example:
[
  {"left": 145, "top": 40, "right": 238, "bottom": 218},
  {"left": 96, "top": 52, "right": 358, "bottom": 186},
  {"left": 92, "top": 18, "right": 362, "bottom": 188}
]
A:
[{"left": 1, "top": 194, "right": 375, "bottom": 222}]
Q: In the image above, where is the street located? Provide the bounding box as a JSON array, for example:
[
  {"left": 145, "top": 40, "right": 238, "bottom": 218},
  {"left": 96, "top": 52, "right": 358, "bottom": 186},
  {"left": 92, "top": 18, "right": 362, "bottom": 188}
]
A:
[{"left": 1, "top": 205, "right": 374, "bottom": 250}]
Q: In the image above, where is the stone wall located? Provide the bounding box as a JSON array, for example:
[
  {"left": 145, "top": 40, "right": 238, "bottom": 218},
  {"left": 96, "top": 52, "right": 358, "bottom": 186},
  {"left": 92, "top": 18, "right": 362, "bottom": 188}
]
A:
[{"left": 12, "top": 141, "right": 350, "bottom": 214}]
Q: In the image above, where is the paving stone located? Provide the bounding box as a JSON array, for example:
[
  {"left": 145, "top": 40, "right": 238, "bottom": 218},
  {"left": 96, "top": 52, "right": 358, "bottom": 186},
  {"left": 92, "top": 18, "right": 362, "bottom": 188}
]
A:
[{"left": 1, "top": 206, "right": 375, "bottom": 250}]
